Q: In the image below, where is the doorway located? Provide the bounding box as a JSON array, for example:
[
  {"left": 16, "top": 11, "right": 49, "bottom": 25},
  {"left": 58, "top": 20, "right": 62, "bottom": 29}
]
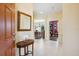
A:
[{"left": 34, "top": 19, "right": 45, "bottom": 39}]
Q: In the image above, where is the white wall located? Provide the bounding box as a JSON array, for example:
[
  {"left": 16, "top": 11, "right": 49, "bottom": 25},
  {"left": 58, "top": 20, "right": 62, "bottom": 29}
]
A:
[
  {"left": 62, "top": 4, "right": 79, "bottom": 55},
  {"left": 15, "top": 3, "right": 34, "bottom": 42}
]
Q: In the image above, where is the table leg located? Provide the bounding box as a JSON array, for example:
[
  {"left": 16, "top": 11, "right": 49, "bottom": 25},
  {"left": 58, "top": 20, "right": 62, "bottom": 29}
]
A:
[
  {"left": 19, "top": 48, "right": 21, "bottom": 56},
  {"left": 32, "top": 43, "right": 34, "bottom": 56},
  {"left": 24, "top": 47, "right": 26, "bottom": 55},
  {"left": 27, "top": 46, "right": 28, "bottom": 54}
]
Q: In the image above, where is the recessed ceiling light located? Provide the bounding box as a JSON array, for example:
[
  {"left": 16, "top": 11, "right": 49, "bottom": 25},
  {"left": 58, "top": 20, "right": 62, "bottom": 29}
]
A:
[
  {"left": 34, "top": 19, "right": 45, "bottom": 22},
  {"left": 39, "top": 11, "right": 43, "bottom": 14}
]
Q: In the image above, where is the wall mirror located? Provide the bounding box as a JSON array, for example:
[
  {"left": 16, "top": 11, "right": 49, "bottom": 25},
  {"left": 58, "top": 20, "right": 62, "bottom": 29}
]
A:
[{"left": 17, "top": 11, "right": 31, "bottom": 31}]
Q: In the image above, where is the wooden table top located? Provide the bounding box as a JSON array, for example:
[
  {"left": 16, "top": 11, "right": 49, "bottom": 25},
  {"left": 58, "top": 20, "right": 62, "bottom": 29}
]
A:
[{"left": 16, "top": 39, "right": 34, "bottom": 48}]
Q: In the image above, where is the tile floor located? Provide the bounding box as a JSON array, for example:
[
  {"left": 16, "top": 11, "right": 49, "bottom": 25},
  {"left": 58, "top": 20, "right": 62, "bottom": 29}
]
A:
[{"left": 16, "top": 39, "right": 63, "bottom": 56}]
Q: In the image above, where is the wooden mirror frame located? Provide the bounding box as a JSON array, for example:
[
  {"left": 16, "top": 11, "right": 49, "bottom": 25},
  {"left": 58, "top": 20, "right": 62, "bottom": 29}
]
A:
[{"left": 17, "top": 11, "right": 31, "bottom": 31}]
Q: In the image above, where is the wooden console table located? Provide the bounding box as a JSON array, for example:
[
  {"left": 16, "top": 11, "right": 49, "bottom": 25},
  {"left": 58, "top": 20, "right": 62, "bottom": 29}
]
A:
[{"left": 16, "top": 39, "right": 34, "bottom": 56}]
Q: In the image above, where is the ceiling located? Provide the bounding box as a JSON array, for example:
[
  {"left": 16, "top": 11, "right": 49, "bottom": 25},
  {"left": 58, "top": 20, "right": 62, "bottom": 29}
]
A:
[{"left": 33, "top": 3, "right": 62, "bottom": 19}]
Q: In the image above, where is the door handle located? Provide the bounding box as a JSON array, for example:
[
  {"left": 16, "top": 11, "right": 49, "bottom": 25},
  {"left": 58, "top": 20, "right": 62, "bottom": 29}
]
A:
[{"left": 12, "top": 33, "right": 16, "bottom": 37}]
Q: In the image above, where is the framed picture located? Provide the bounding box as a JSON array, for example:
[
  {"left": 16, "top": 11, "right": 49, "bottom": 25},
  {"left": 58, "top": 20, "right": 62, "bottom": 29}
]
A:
[{"left": 17, "top": 11, "right": 31, "bottom": 31}]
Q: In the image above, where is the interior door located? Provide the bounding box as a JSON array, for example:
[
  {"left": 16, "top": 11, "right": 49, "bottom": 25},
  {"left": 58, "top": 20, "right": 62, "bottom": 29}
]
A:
[
  {"left": 0, "top": 4, "right": 15, "bottom": 56},
  {"left": 5, "top": 4, "right": 15, "bottom": 56},
  {"left": 5, "top": 4, "right": 12, "bottom": 40},
  {"left": 0, "top": 4, "right": 5, "bottom": 55}
]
